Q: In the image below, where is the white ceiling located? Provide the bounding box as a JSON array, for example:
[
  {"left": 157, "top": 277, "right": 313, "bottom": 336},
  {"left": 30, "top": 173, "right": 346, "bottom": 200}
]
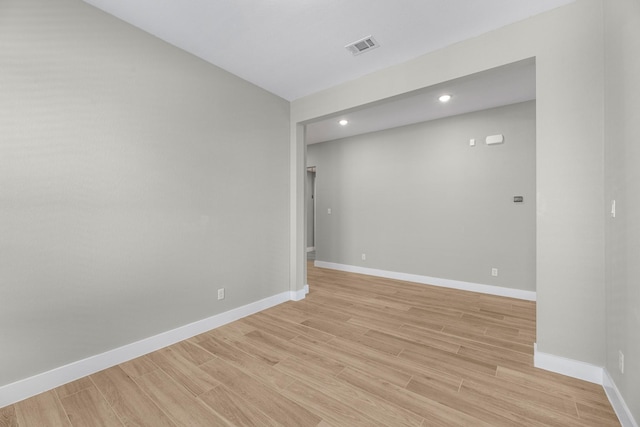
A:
[
  {"left": 83, "top": 0, "right": 573, "bottom": 102},
  {"left": 305, "top": 58, "right": 536, "bottom": 144}
]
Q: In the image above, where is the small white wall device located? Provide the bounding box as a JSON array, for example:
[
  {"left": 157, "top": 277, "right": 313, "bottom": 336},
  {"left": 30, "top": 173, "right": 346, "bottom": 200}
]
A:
[{"left": 486, "top": 134, "right": 504, "bottom": 145}]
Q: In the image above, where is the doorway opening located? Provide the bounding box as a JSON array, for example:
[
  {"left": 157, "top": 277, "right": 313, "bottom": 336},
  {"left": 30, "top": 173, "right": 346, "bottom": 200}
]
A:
[
  {"left": 306, "top": 166, "right": 316, "bottom": 261},
  {"left": 301, "top": 59, "right": 536, "bottom": 300}
]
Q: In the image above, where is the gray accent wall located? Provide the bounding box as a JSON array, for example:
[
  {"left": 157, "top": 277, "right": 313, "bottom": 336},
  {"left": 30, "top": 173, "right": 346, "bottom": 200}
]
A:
[
  {"left": 0, "top": 0, "right": 289, "bottom": 387},
  {"left": 308, "top": 102, "right": 536, "bottom": 291},
  {"left": 604, "top": 0, "right": 640, "bottom": 421}
]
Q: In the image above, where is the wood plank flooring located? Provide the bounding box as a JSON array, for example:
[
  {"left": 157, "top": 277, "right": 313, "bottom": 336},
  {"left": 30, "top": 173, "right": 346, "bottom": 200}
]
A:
[{"left": 2, "top": 262, "right": 620, "bottom": 426}]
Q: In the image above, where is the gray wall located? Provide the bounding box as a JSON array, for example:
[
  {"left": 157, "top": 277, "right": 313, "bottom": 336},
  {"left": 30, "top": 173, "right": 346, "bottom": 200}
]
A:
[
  {"left": 604, "top": 0, "right": 640, "bottom": 421},
  {"left": 306, "top": 170, "right": 315, "bottom": 248},
  {"left": 293, "top": 0, "right": 605, "bottom": 368},
  {"left": 0, "top": 0, "right": 289, "bottom": 387},
  {"left": 308, "top": 101, "right": 535, "bottom": 291}
]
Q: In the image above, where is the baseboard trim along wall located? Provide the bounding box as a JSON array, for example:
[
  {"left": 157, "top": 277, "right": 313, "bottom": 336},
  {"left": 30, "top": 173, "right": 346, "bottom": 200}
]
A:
[
  {"left": 0, "top": 289, "right": 306, "bottom": 408},
  {"left": 314, "top": 261, "right": 536, "bottom": 301},
  {"left": 292, "top": 284, "right": 309, "bottom": 301},
  {"left": 533, "top": 343, "right": 603, "bottom": 384},
  {"left": 534, "top": 344, "right": 638, "bottom": 427},
  {"left": 603, "top": 369, "right": 639, "bottom": 427}
]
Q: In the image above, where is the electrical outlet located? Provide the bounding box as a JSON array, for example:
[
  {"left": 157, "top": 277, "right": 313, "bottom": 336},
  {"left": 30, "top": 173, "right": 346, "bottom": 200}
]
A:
[
  {"left": 217, "top": 288, "right": 225, "bottom": 300},
  {"left": 361, "top": 253, "right": 366, "bottom": 261},
  {"left": 619, "top": 350, "right": 624, "bottom": 374},
  {"left": 491, "top": 268, "right": 498, "bottom": 277}
]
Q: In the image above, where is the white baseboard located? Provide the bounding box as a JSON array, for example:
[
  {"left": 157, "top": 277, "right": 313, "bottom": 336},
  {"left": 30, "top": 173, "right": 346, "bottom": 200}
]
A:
[
  {"left": 603, "top": 369, "right": 639, "bottom": 427},
  {"left": 314, "top": 261, "right": 536, "bottom": 301},
  {"left": 533, "top": 343, "right": 603, "bottom": 384},
  {"left": 0, "top": 289, "right": 303, "bottom": 408},
  {"left": 290, "top": 284, "right": 309, "bottom": 301}
]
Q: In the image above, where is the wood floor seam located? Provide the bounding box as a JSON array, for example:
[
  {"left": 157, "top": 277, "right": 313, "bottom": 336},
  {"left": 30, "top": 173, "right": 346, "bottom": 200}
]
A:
[
  {"left": 52, "top": 390, "right": 73, "bottom": 427},
  {"left": 87, "top": 375, "right": 125, "bottom": 427}
]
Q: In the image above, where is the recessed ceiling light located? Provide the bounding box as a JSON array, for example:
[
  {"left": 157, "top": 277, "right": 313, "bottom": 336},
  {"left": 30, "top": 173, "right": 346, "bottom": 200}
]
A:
[
  {"left": 439, "top": 94, "right": 452, "bottom": 103},
  {"left": 339, "top": 119, "right": 349, "bottom": 126}
]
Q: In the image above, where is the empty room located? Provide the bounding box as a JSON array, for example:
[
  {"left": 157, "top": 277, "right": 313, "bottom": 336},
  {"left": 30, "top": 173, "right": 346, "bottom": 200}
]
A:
[{"left": 1, "top": 0, "right": 638, "bottom": 426}]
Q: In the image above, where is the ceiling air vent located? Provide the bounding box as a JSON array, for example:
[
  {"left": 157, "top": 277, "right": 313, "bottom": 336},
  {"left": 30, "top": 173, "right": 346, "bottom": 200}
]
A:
[{"left": 345, "top": 36, "right": 380, "bottom": 56}]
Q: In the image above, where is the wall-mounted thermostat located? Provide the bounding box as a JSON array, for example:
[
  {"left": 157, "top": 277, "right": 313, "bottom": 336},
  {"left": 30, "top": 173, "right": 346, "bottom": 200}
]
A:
[
  {"left": 514, "top": 196, "right": 524, "bottom": 203},
  {"left": 486, "top": 134, "right": 504, "bottom": 145}
]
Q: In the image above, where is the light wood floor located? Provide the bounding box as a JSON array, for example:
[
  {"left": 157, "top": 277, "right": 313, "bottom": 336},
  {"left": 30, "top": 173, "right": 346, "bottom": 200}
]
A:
[{"left": 1, "top": 262, "right": 620, "bottom": 426}]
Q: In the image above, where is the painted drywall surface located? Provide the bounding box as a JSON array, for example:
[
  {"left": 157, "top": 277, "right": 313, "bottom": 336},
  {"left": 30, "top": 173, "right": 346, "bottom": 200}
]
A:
[
  {"left": 604, "top": 0, "right": 640, "bottom": 421},
  {"left": 308, "top": 102, "right": 535, "bottom": 291},
  {"left": 306, "top": 171, "right": 315, "bottom": 248},
  {"left": 293, "top": 0, "right": 605, "bottom": 365},
  {"left": 291, "top": 123, "right": 307, "bottom": 290},
  {"left": 0, "top": 0, "right": 289, "bottom": 387}
]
